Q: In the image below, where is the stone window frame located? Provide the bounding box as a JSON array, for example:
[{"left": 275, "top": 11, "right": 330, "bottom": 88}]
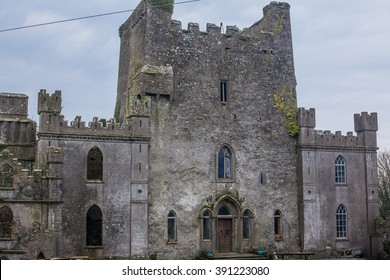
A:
[
  {"left": 242, "top": 209, "right": 253, "bottom": 240},
  {"left": 167, "top": 210, "right": 177, "bottom": 244},
  {"left": 336, "top": 204, "right": 348, "bottom": 239},
  {"left": 86, "top": 146, "right": 104, "bottom": 182},
  {"left": 274, "top": 209, "right": 283, "bottom": 241},
  {"left": 202, "top": 210, "right": 212, "bottom": 241},
  {"left": 335, "top": 155, "right": 347, "bottom": 185},
  {"left": 216, "top": 144, "right": 235, "bottom": 182}
]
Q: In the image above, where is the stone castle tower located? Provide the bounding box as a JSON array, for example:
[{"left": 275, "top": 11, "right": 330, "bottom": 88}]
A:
[{"left": 0, "top": 0, "right": 382, "bottom": 259}]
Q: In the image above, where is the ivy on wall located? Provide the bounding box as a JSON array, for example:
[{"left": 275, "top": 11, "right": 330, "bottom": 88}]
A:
[{"left": 273, "top": 87, "right": 299, "bottom": 137}]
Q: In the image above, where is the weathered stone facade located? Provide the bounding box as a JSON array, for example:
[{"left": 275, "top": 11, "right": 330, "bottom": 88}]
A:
[{"left": 0, "top": 0, "right": 381, "bottom": 259}]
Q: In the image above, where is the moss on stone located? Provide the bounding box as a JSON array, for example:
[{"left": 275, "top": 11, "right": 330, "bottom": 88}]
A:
[{"left": 150, "top": 0, "right": 174, "bottom": 13}]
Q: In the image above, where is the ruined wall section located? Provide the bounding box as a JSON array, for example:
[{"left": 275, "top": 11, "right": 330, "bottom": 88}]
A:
[{"left": 0, "top": 93, "right": 36, "bottom": 165}]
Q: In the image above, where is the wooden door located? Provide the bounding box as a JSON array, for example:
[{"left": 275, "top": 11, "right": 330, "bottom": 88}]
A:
[{"left": 218, "top": 219, "right": 233, "bottom": 252}]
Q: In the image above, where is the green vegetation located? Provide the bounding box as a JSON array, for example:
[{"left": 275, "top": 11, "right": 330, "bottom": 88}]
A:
[
  {"left": 151, "top": 0, "right": 174, "bottom": 13},
  {"left": 273, "top": 87, "right": 299, "bottom": 137},
  {"left": 378, "top": 151, "right": 390, "bottom": 219}
]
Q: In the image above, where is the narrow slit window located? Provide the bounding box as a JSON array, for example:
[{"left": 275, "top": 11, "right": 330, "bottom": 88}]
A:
[
  {"left": 220, "top": 80, "right": 228, "bottom": 102},
  {"left": 274, "top": 209, "right": 282, "bottom": 239},
  {"left": 168, "top": 211, "right": 177, "bottom": 243},
  {"left": 202, "top": 210, "right": 211, "bottom": 240},
  {"left": 243, "top": 210, "right": 251, "bottom": 239}
]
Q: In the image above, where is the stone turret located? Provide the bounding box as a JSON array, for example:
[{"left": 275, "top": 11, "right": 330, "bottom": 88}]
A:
[{"left": 354, "top": 112, "right": 378, "bottom": 147}]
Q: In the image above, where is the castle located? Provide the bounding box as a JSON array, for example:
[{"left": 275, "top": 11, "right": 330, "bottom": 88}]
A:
[{"left": 0, "top": 0, "right": 382, "bottom": 259}]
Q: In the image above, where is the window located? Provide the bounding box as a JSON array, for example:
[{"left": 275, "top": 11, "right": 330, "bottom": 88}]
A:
[
  {"left": 168, "top": 211, "right": 177, "bottom": 243},
  {"left": 218, "top": 205, "right": 231, "bottom": 216},
  {"left": 336, "top": 204, "right": 347, "bottom": 239},
  {"left": 220, "top": 80, "right": 228, "bottom": 102},
  {"left": 274, "top": 210, "right": 282, "bottom": 239},
  {"left": 335, "top": 155, "right": 346, "bottom": 184},
  {"left": 0, "top": 164, "right": 13, "bottom": 188},
  {"left": 218, "top": 146, "right": 232, "bottom": 179},
  {"left": 243, "top": 210, "right": 251, "bottom": 239},
  {"left": 0, "top": 206, "right": 13, "bottom": 239},
  {"left": 202, "top": 210, "right": 211, "bottom": 240},
  {"left": 86, "top": 205, "right": 102, "bottom": 246},
  {"left": 87, "top": 147, "right": 103, "bottom": 181}
]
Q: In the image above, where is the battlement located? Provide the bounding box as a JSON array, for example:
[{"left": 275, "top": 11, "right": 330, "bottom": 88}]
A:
[
  {"left": 298, "top": 108, "right": 316, "bottom": 128},
  {"left": 354, "top": 112, "right": 378, "bottom": 132},
  {"left": 38, "top": 91, "right": 149, "bottom": 139},
  {"left": 38, "top": 89, "right": 62, "bottom": 114},
  {"left": 298, "top": 108, "right": 378, "bottom": 150}
]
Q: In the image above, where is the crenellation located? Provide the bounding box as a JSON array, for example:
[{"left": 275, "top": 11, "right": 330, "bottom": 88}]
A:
[
  {"left": 226, "top": 25, "right": 240, "bottom": 35},
  {"left": 188, "top": 22, "right": 199, "bottom": 32},
  {"left": 206, "top": 23, "right": 221, "bottom": 35}
]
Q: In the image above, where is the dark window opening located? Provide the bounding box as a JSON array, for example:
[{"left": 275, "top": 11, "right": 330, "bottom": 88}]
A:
[
  {"left": 0, "top": 164, "right": 14, "bottom": 188},
  {"left": 87, "top": 147, "right": 103, "bottom": 181},
  {"left": 274, "top": 209, "right": 282, "bottom": 239},
  {"left": 220, "top": 80, "right": 228, "bottom": 102},
  {"left": 0, "top": 206, "right": 13, "bottom": 238},
  {"left": 167, "top": 211, "right": 177, "bottom": 242},
  {"left": 86, "top": 205, "right": 102, "bottom": 246},
  {"left": 218, "top": 205, "right": 231, "bottom": 216}
]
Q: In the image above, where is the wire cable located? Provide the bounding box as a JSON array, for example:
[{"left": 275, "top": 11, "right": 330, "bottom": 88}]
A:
[{"left": 0, "top": 0, "right": 200, "bottom": 33}]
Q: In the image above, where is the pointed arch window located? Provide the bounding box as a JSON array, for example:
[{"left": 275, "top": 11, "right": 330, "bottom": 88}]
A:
[
  {"left": 202, "top": 210, "right": 211, "bottom": 240},
  {"left": 167, "top": 211, "right": 177, "bottom": 243},
  {"left": 335, "top": 156, "right": 346, "bottom": 184},
  {"left": 243, "top": 210, "right": 251, "bottom": 239},
  {"left": 336, "top": 204, "right": 347, "bottom": 239},
  {"left": 274, "top": 209, "right": 282, "bottom": 240},
  {"left": 86, "top": 205, "right": 102, "bottom": 246},
  {"left": 87, "top": 147, "right": 103, "bottom": 181},
  {"left": 218, "top": 146, "right": 233, "bottom": 179},
  {"left": 0, "top": 164, "right": 14, "bottom": 188},
  {"left": 0, "top": 206, "right": 13, "bottom": 239}
]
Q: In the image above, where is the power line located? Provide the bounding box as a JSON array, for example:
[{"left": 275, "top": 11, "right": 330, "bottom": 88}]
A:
[{"left": 0, "top": 0, "right": 200, "bottom": 33}]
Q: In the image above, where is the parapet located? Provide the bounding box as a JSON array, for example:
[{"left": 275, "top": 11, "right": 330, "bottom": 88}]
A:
[
  {"left": 0, "top": 92, "right": 29, "bottom": 119},
  {"left": 354, "top": 112, "right": 378, "bottom": 132},
  {"left": 298, "top": 108, "right": 316, "bottom": 128},
  {"left": 38, "top": 89, "right": 62, "bottom": 114}
]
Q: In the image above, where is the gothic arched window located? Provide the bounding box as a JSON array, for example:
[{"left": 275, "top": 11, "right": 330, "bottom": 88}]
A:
[
  {"left": 0, "top": 206, "right": 13, "bottom": 238},
  {"left": 167, "top": 211, "right": 177, "bottom": 243},
  {"left": 87, "top": 147, "right": 103, "bottom": 181},
  {"left": 0, "top": 164, "right": 14, "bottom": 188},
  {"left": 335, "top": 155, "right": 346, "bottom": 184},
  {"left": 86, "top": 204, "right": 102, "bottom": 246},
  {"left": 336, "top": 204, "right": 347, "bottom": 239},
  {"left": 202, "top": 210, "right": 211, "bottom": 240},
  {"left": 243, "top": 210, "right": 251, "bottom": 239},
  {"left": 218, "top": 146, "right": 233, "bottom": 179}
]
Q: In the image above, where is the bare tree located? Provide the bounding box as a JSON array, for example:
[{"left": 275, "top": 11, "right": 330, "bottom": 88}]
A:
[{"left": 378, "top": 151, "right": 390, "bottom": 219}]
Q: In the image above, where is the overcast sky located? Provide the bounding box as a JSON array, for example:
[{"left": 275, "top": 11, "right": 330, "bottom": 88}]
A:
[{"left": 1, "top": 0, "right": 390, "bottom": 149}]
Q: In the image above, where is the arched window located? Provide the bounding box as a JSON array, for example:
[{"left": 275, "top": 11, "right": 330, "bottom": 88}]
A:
[
  {"left": 86, "top": 205, "right": 102, "bottom": 246},
  {"left": 218, "top": 205, "right": 231, "bottom": 216},
  {"left": 202, "top": 210, "right": 211, "bottom": 240},
  {"left": 274, "top": 209, "right": 282, "bottom": 239},
  {"left": 335, "top": 156, "right": 346, "bottom": 184},
  {"left": 243, "top": 210, "right": 251, "bottom": 239},
  {"left": 167, "top": 211, "right": 177, "bottom": 243},
  {"left": 0, "top": 164, "right": 14, "bottom": 188},
  {"left": 87, "top": 147, "right": 103, "bottom": 181},
  {"left": 218, "top": 146, "right": 232, "bottom": 179},
  {"left": 336, "top": 204, "right": 347, "bottom": 239},
  {"left": 0, "top": 206, "right": 13, "bottom": 238}
]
